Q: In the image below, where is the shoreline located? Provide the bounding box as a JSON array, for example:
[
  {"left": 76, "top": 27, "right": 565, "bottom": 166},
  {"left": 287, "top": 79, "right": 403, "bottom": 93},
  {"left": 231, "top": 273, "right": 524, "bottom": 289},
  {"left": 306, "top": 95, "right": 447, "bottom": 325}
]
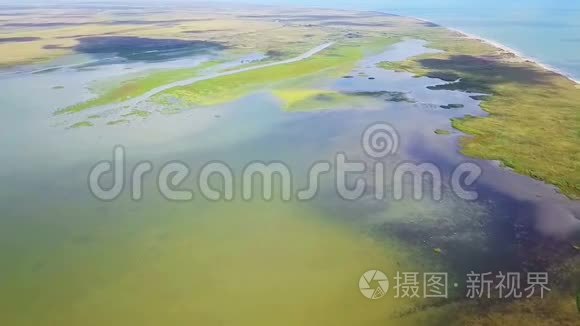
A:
[{"left": 406, "top": 15, "right": 580, "bottom": 85}]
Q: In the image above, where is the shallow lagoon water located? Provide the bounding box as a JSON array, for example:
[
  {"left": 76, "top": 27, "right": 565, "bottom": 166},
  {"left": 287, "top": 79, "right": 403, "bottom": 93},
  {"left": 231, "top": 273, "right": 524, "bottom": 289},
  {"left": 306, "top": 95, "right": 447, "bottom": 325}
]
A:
[{"left": 0, "top": 39, "right": 578, "bottom": 325}]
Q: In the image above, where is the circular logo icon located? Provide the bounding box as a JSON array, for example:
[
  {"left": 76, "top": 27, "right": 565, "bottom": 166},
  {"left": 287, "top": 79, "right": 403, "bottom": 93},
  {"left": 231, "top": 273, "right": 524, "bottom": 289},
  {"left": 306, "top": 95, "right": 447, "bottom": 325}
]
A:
[
  {"left": 359, "top": 270, "right": 389, "bottom": 300},
  {"left": 361, "top": 122, "right": 399, "bottom": 159}
]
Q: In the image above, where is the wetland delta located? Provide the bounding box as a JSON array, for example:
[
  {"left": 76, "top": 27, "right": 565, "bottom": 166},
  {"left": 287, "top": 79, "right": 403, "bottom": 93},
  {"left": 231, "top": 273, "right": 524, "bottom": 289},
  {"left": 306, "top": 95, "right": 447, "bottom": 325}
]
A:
[{"left": 0, "top": 3, "right": 578, "bottom": 325}]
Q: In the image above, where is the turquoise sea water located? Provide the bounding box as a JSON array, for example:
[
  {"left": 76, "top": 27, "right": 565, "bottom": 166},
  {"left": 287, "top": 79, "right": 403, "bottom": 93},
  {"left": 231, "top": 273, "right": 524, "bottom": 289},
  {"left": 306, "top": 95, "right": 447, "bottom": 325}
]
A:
[
  {"left": 381, "top": 1, "right": 580, "bottom": 81},
  {"left": 229, "top": 0, "right": 580, "bottom": 80}
]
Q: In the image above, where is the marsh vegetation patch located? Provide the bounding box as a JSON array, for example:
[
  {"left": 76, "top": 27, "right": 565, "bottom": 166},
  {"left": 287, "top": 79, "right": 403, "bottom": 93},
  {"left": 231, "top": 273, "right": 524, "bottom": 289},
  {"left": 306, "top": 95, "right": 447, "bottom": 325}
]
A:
[
  {"left": 348, "top": 91, "right": 416, "bottom": 103},
  {"left": 440, "top": 104, "right": 465, "bottom": 109},
  {"left": 419, "top": 55, "right": 558, "bottom": 93},
  {"left": 434, "top": 129, "right": 451, "bottom": 135}
]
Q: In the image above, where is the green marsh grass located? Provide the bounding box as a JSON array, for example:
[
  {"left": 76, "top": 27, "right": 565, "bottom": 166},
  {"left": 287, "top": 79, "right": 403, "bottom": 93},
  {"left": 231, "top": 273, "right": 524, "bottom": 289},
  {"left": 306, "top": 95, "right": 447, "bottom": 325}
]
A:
[
  {"left": 68, "top": 121, "right": 93, "bottom": 129},
  {"left": 56, "top": 62, "right": 217, "bottom": 115},
  {"left": 154, "top": 38, "right": 400, "bottom": 107},
  {"left": 380, "top": 33, "right": 580, "bottom": 199}
]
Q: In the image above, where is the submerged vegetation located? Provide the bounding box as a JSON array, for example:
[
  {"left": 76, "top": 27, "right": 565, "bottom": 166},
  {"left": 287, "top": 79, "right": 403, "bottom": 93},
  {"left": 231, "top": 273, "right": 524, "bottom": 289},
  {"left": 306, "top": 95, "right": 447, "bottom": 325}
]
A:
[
  {"left": 107, "top": 119, "right": 129, "bottom": 126},
  {"left": 122, "top": 110, "right": 151, "bottom": 118},
  {"left": 348, "top": 91, "right": 415, "bottom": 103},
  {"left": 274, "top": 89, "right": 416, "bottom": 111},
  {"left": 440, "top": 103, "right": 464, "bottom": 110},
  {"left": 68, "top": 121, "right": 93, "bottom": 129},
  {"left": 434, "top": 129, "right": 451, "bottom": 135},
  {"left": 274, "top": 89, "right": 354, "bottom": 111}
]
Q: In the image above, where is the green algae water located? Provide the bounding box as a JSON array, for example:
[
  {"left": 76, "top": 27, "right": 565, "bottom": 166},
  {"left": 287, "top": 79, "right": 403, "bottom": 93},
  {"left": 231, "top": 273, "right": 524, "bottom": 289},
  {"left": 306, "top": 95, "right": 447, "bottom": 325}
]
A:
[
  {"left": 0, "top": 199, "right": 423, "bottom": 325},
  {"left": 0, "top": 101, "right": 446, "bottom": 325}
]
